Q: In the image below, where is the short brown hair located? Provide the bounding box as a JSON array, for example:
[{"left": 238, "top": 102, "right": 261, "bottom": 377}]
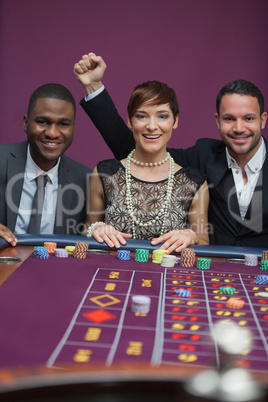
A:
[{"left": 127, "top": 81, "right": 179, "bottom": 123}]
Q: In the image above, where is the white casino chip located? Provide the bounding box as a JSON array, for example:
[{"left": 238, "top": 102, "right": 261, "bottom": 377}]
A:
[
  {"left": 131, "top": 295, "right": 151, "bottom": 314},
  {"left": 257, "top": 292, "right": 268, "bottom": 298}
]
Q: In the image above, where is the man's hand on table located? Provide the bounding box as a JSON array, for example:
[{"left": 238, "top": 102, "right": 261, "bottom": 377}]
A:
[{"left": 0, "top": 224, "right": 18, "bottom": 246}]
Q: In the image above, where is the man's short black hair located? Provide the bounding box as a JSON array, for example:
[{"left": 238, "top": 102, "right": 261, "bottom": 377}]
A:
[
  {"left": 216, "top": 79, "right": 265, "bottom": 116},
  {"left": 27, "top": 83, "right": 76, "bottom": 117}
]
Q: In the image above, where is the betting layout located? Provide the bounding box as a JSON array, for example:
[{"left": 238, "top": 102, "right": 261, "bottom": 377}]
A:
[
  {"left": 0, "top": 243, "right": 268, "bottom": 374},
  {"left": 46, "top": 257, "right": 268, "bottom": 372}
]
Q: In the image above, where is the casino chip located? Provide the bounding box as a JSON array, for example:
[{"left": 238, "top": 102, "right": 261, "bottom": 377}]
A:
[
  {"left": 131, "top": 295, "right": 151, "bottom": 313},
  {"left": 117, "top": 250, "right": 131, "bottom": 260},
  {"left": 44, "top": 242, "right": 57, "bottom": 253},
  {"left": 33, "top": 246, "right": 47, "bottom": 255},
  {"left": 226, "top": 297, "right": 245, "bottom": 309},
  {"left": 135, "top": 249, "right": 149, "bottom": 262},
  {"left": 260, "top": 260, "right": 268, "bottom": 270},
  {"left": 35, "top": 248, "right": 49, "bottom": 259},
  {"left": 244, "top": 254, "right": 258, "bottom": 266},
  {"left": 174, "top": 288, "right": 191, "bottom": 297},
  {"left": 54, "top": 248, "right": 68, "bottom": 258},
  {"left": 180, "top": 248, "right": 195, "bottom": 267},
  {"left": 197, "top": 258, "right": 211, "bottom": 269},
  {"left": 254, "top": 275, "right": 268, "bottom": 285},
  {"left": 257, "top": 292, "right": 268, "bottom": 298},
  {"left": 65, "top": 246, "right": 75, "bottom": 255},
  {"left": 152, "top": 249, "right": 168, "bottom": 264},
  {"left": 161, "top": 255, "right": 176, "bottom": 267},
  {"left": 73, "top": 242, "right": 89, "bottom": 259},
  {"left": 262, "top": 250, "right": 268, "bottom": 260},
  {"left": 220, "top": 286, "right": 236, "bottom": 295}
]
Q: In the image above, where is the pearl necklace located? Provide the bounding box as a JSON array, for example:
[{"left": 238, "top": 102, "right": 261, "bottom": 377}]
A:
[
  {"left": 128, "top": 150, "right": 170, "bottom": 167},
  {"left": 125, "top": 149, "right": 175, "bottom": 239}
]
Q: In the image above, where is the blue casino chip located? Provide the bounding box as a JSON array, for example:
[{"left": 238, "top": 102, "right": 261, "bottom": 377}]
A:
[
  {"left": 117, "top": 250, "right": 131, "bottom": 260},
  {"left": 174, "top": 288, "right": 191, "bottom": 297},
  {"left": 35, "top": 248, "right": 49, "bottom": 259},
  {"left": 254, "top": 275, "right": 268, "bottom": 285}
]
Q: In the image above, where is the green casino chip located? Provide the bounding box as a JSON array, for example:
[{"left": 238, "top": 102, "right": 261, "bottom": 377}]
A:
[
  {"left": 135, "top": 249, "right": 149, "bottom": 262},
  {"left": 33, "top": 246, "right": 47, "bottom": 255},
  {"left": 220, "top": 286, "right": 236, "bottom": 295},
  {"left": 197, "top": 258, "right": 211, "bottom": 269},
  {"left": 260, "top": 260, "right": 268, "bottom": 270}
]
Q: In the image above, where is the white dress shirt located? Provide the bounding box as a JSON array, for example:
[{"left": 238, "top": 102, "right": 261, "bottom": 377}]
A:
[
  {"left": 14, "top": 145, "right": 60, "bottom": 234},
  {"left": 84, "top": 85, "right": 105, "bottom": 101},
  {"left": 226, "top": 138, "right": 266, "bottom": 218}
]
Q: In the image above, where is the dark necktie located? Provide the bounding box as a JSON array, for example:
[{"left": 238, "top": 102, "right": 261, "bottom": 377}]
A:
[{"left": 28, "top": 175, "right": 49, "bottom": 234}]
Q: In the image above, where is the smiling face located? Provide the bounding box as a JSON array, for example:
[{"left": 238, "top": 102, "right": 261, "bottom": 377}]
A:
[
  {"left": 128, "top": 102, "right": 179, "bottom": 160},
  {"left": 23, "top": 97, "right": 76, "bottom": 171},
  {"left": 215, "top": 94, "right": 267, "bottom": 165}
]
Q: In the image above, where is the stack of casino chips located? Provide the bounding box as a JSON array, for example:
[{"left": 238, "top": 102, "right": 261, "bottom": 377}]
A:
[
  {"left": 33, "top": 246, "right": 47, "bottom": 255},
  {"left": 34, "top": 247, "right": 49, "bottom": 259},
  {"left": 44, "top": 242, "right": 57, "bottom": 253},
  {"left": 152, "top": 249, "right": 168, "bottom": 264},
  {"left": 262, "top": 250, "right": 268, "bottom": 260},
  {"left": 135, "top": 249, "right": 149, "bottom": 262},
  {"left": 65, "top": 246, "right": 75, "bottom": 255},
  {"left": 260, "top": 260, "right": 268, "bottom": 271},
  {"left": 254, "top": 275, "right": 268, "bottom": 285},
  {"left": 54, "top": 248, "right": 68, "bottom": 258},
  {"left": 161, "top": 255, "right": 176, "bottom": 267},
  {"left": 174, "top": 288, "right": 191, "bottom": 297},
  {"left": 197, "top": 258, "right": 211, "bottom": 270},
  {"left": 220, "top": 286, "right": 236, "bottom": 295},
  {"left": 226, "top": 297, "right": 245, "bottom": 309},
  {"left": 180, "top": 248, "right": 195, "bottom": 267},
  {"left": 131, "top": 295, "right": 151, "bottom": 313},
  {"left": 244, "top": 254, "right": 258, "bottom": 266},
  {"left": 73, "top": 242, "right": 89, "bottom": 259},
  {"left": 117, "top": 250, "right": 131, "bottom": 260}
]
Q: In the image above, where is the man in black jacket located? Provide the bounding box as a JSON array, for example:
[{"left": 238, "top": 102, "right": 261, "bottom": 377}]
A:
[
  {"left": 0, "top": 83, "right": 92, "bottom": 246},
  {"left": 74, "top": 53, "right": 268, "bottom": 247}
]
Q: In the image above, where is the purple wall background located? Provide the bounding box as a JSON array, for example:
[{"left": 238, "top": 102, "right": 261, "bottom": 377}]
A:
[{"left": 1, "top": 0, "right": 268, "bottom": 169}]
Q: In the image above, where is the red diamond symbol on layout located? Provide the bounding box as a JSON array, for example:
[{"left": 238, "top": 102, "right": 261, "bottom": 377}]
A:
[{"left": 83, "top": 309, "right": 116, "bottom": 323}]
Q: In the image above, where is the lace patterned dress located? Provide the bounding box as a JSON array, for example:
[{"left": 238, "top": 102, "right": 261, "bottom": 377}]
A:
[{"left": 97, "top": 159, "right": 206, "bottom": 240}]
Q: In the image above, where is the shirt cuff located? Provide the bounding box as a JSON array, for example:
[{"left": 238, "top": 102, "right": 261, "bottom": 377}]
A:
[{"left": 84, "top": 85, "right": 105, "bottom": 101}]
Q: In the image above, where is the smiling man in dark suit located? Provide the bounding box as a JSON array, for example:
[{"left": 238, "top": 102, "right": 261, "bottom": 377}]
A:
[
  {"left": 74, "top": 52, "right": 268, "bottom": 248},
  {"left": 0, "top": 83, "right": 92, "bottom": 246}
]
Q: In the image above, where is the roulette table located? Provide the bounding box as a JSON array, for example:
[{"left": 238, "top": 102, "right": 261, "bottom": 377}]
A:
[{"left": 0, "top": 234, "right": 267, "bottom": 401}]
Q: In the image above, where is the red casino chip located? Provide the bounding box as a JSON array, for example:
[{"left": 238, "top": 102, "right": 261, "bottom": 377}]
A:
[
  {"left": 73, "top": 250, "right": 87, "bottom": 259},
  {"left": 180, "top": 248, "right": 195, "bottom": 267},
  {"left": 75, "top": 242, "right": 89, "bottom": 251}
]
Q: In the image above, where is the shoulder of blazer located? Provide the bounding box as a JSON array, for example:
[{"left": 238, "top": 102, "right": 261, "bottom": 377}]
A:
[
  {"left": 194, "top": 138, "right": 225, "bottom": 152},
  {"left": 58, "top": 154, "right": 92, "bottom": 180},
  {"left": 0, "top": 140, "right": 28, "bottom": 159},
  {"left": 262, "top": 136, "right": 268, "bottom": 148}
]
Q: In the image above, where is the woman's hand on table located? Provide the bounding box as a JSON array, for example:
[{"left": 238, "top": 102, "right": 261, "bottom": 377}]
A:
[
  {"left": 151, "top": 229, "right": 198, "bottom": 254},
  {"left": 0, "top": 224, "right": 18, "bottom": 247},
  {"left": 92, "top": 224, "right": 132, "bottom": 248}
]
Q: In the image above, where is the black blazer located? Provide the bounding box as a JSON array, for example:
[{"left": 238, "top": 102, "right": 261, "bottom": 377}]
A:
[
  {"left": 81, "top": 89, "right": 268, "bottom": 247},
  {"left": 0, "top": 141, "right": 92, "bottom": 235}
]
